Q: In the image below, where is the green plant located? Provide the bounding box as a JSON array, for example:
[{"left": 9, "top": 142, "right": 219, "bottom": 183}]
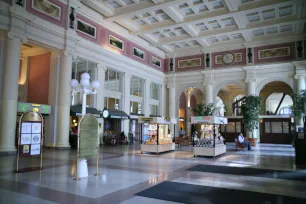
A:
[
  {"left": 290, "top": 90, "right": 306, "bottom": 123},
  {"left": 241, "top": 95, "right": 262, "bottom": 138},
  {"left": 192, "top": 103, "right": 216, "bottom": 116}
]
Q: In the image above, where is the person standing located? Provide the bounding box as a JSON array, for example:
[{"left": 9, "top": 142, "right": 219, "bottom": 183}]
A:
[
  {"left": 238, "top": 133, "right": 252, "bottom": 151},
  {"left": 179, "top": 127, "right": 185, "bottom": 137}
]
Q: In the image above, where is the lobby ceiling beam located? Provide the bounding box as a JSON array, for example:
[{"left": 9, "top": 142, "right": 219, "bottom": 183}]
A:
[
  {"left": 155, "top": 19, "right": 306, "bottom": 47},
  {"left": 222, "top": 0, "right": 242, "bottom": 12},
  {"left": 106, "top": 0, "right": 187, "bottom": 21},
  {"left": 81, "top": 0, "right": 114, "bottom": 17},
  {"left": 132, "top": 0, "right": 292, "bottom": 35}
]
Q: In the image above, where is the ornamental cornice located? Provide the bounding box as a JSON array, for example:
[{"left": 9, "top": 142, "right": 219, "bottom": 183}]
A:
[{"left": 0, "top": 8, "right": 65, "bottom": 39}]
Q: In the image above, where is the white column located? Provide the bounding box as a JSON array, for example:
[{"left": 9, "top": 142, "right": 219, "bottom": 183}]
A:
[
  {"left": 186, "top": 90, "right": 191, "bottom": 137},
  {"left": 96, "top": 64, "right": 106, "bottom": 144},
  {"left": 246, "top": 79, "right": 258, "bottom": 139},
  {"left": 205, "top": 83, "right": 213, "bottom": 104},
  {"left": 297, "top": 75, "right": 306, "bottom": 93},
  {"left": 0, "top": 35, "right": 22, "bottom": 153},
  {"left": 247, "top": 79, "right": 256, "bottom": 95},
  {"left": 160, "top": 84, "right": 166, "bottom": 116},
  {"left": 46, "top": 51, "right": 60, "bottom": 147},
  {"left": 0, "top": 35, "right": 6, "bottom": 112},
  {"left": 296, "top": 75, "right": 306, "bottom": 127},
  {"left": 169, "top": 86, "right": 176, "bottom": 135},
  {"left": 122, "top": 73, "right": 131, "bottom": 136},
  {"left": 96, "top": 64, "right": 106, "bottom": 110},
  {"left": 143, "top": 79, "right": 151, "bottom": 117},
  {"left": 55, "top": 51, "right": 73, "bottom": 149}
]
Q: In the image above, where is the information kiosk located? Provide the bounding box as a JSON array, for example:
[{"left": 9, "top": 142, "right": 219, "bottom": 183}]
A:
[
  {"left": 191, "top": 116, "right": 227, "bottom": 157},
  {"left": 139, "top": 117, "right": 176, "bottom": 154}
]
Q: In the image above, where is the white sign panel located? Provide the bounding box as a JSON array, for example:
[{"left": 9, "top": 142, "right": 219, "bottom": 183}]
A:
[
  {"left": 30, "top": 144, "right": 41, "bottom": 155},
  {"left": 32, "top": 123, "right": 42, "bottom": 134},
  {"left": 31, "top": 134, "right": 41, "bottom": 144},
  {"left": 21, "top": 134, "right": 31, "bottom": 145},
  {"left": 21, "top": 123, "right": 32, "bottom": 134}
]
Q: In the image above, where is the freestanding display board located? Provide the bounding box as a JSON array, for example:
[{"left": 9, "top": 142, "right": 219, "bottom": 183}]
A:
[
  {"left": 16, "top": 111, "right": 44, "bottom": 172},
  {"left": 74, "top": 114, "right": 100, "bottom": 180}
]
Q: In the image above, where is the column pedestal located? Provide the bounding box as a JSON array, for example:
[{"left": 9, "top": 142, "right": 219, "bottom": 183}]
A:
[{"left": 0, "top": 36, "right": 21, "bottom": 154}]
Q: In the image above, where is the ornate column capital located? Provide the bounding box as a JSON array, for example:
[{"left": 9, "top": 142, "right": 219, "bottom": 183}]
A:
[
  {"left": 97, "top": 63, "right": 107, "bottom": 71},
  {"left": 7, "top": 32, "right": 28, "bottom": 43},
  {"left": 123, "top": 72, "right": 132, "bottom": 79}
]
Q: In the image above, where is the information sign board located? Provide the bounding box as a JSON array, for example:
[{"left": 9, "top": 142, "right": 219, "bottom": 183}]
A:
[
  {"left": 16, "top": 112, "right": 44, "bottom": 172},
  {"left": 75, "top": 114, "right": 100, "bottom": 180}
]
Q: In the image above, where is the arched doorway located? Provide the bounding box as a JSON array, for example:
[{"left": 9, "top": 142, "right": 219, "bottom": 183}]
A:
[
  {"left": 178, "top": 87, "right": 204, "bottom": 139},
  {"left": 259, "top": 81, "right": 294, "bottom": 144},
  {"left": 217, "top": 83, "right": 246, "bottom": 142}
]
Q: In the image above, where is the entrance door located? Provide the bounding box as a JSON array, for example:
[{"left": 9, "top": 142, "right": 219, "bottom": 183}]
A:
[{"left": 261, "top": 118, "right": 292, "bottom": 144}]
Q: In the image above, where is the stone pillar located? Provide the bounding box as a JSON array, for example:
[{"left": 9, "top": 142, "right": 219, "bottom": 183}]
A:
[
  {"left": 297, "top": 75, "right": 306, "bottom": 93},
  {"left": 205, "top": 83, "right": 213, "bottom": 104},
  {"left": 46, "top": 51, "right": 60, "bottom": 147},
  {"left": 143, "top": 79, "right": 151, "bottom": 117},
  {"left": 247, "top": 79, "right": 256, "bottom": 95},
  {"left": 122, "top": 73, "right": 131, "bottom": 136},
  {"left": 55, "top": 51, "right": 73, "bottom": 149},
  {"left": 96, "top": 64, "right": 106, "bottom": 144},
  {"left": 169, "top": 86, "right": 176, "bottom": 135},
  {"left": 186, "top": 90, "right": 191, "bottom": 137},
  {"left": 160, "top": 84, "right": 166, "bottom": 116},
  {"left": 0, "top": 34, "right": 23, "bottom": 153},
  {"left": 246, "top": 79, "right": 258, "bottom": 139},
  {"left": 296, "top": 75, "right": 306, "bottom": 127},
  {"left": 0, "top": 34, "right": 6, "bottom": 113}
]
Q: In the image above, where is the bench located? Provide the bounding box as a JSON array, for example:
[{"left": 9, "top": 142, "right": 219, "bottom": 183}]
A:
[{"left": 235, "top": 138, "right": 247, "bottom": 151}]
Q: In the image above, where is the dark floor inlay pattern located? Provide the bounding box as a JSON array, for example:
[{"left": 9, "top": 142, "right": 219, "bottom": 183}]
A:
[
  {"left": 187, "top": 164, "right": 306, "bottom": 182},
  {"left": 136, "top": 181, "right": 306, "bottom": 204}
]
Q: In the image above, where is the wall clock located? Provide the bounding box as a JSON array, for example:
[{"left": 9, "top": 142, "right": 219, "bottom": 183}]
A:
[{"left": 222, "top": 53, "right": 235, "bottom": 65}]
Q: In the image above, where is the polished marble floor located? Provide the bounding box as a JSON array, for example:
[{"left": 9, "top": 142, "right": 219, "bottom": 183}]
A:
[{"left": 0, "top": 143, "right": 304, "bottom": 204}]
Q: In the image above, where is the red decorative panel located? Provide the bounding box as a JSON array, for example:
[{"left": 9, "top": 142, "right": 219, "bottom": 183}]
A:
[
  {"left": 175, "top": 54, "right": 204, "bottom": 72},
  {"left": 254, "top": 43, "right": 295, "bottom": 64},
  {"left": 26, "top": 0, "right": 67, "bottom": 28}
]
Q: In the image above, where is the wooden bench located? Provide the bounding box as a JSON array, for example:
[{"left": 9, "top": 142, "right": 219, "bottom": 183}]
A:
[
  {"left": 235, "top": 138, "right": 247, "bottom": 151},
  {"left": 175, "top": 137, "right": 183, "bottom": 149}
]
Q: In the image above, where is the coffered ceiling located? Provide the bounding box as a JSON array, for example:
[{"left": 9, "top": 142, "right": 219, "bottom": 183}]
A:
[{"left": 82, "top": 0, "right": 306, "bottom": 56}]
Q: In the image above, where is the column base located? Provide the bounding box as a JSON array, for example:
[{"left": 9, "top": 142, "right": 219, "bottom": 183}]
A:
[
  {"left": 53, "top": 144, "right": 71, "bottom": 150},
  {"left": 0, "top": 147, "right": 16, "bottom": 156}
]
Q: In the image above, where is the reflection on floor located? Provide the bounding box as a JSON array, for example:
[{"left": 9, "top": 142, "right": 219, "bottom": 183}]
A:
[{"left": 0, "top": 143, "right": 304, "bottom": 204}]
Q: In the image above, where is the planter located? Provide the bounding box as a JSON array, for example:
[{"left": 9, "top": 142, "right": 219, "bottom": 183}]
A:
[{"left": 248, "top": 138, "right": 258, "bottom": 146}]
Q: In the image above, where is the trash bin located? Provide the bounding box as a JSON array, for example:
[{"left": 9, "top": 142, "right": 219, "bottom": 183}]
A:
[{"left": 77, "top": 158, "right": 88, "bottom": 178}]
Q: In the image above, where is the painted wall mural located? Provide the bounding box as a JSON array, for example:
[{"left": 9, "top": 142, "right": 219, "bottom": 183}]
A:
[
  {"left": 178, "top": 58, "right": 201, "bottom": 69},
  {"left": 32, "top": 0, "right": 61, "bottom": 20},
  {"left": 152, "top": 56, "right": 161, "bottom": 68},
  {"left": 133, "top": 47, "right": 145, "bottom": 60},
  {"left": 258, "top": 46, "right": 290, "bottom": 60},
  {"left": 109, "top": 34, "right": 124, "bottom": 51},
  {"left": 76, "top": 19, "right": 96, "bottom": 39}
]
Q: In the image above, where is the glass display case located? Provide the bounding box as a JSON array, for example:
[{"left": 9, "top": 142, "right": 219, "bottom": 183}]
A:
[
  {"left": 138, "top": 117, "right": 176, "bottom": 154},
  {"left": 191, "top": 116, "right": 227, "bottom": 157}
]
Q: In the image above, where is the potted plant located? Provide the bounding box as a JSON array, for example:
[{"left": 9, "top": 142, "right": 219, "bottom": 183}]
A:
[
  {"left": 291, "top": 90, "right": 306, "bottom": 127},
  {"left": 192, "top": 103, "right": 215, "bottom": 116},
  {"left": 241, "top": 95, "right": 262, "bottom": 146}
]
